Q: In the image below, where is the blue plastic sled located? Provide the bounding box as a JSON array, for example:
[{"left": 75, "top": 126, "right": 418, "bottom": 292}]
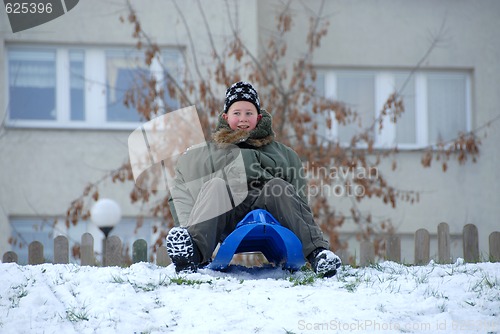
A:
[{"left": 207, "top": 209, "right": 305, "bottom": 271}]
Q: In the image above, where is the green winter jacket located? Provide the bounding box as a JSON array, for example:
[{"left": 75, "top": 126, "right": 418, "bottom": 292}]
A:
[{"left": 168, "top": 109, "right": 307, "bottom": 226}]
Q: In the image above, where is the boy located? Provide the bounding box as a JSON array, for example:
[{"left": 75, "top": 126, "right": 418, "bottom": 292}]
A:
[{"left": 166, "top": 81, "right": 341, "bottom": 277}]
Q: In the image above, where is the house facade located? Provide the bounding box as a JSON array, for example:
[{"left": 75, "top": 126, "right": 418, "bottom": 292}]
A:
[{"left": 1, "top": 0, "right": 499, "bottom": 264}]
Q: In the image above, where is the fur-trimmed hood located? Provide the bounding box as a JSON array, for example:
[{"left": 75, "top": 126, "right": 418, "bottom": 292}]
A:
[{"left": 212, "top": 109, "right": 275, "bottom": 148}]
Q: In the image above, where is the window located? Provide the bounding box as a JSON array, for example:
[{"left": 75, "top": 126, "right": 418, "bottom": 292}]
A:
[
  {"left": 10, "top": 218, "right": 56, "bottom": 264},
  {"left": 106, "top": 50, "right": 147, "bottom": 123},
  {"left": 8, "top": 49, "right": 57, "bottom": 121},
  {"left": 6, "top": 46, "right": 183, "bottom": 129},
  {"left": 108, "top": 218, "right": 154, "bottom": 261},
  {"left": 10, "top": 217, "right": 156, "bottom": 264},
  {"left": 316, "top": 69, "right": 471, "bottom": 148}
]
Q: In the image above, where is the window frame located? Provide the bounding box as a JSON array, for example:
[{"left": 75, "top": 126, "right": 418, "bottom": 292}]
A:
[
  {"left": 5, "top": 45, "right": 183, "bottom": 130},
  {"left": 320, "top": 69, "right": 472, "bottom": 150}
]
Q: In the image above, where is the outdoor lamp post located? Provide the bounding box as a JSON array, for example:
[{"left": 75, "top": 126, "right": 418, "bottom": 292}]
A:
[{"left": 90, "top": 198, "right": 122, "bottom": 266}]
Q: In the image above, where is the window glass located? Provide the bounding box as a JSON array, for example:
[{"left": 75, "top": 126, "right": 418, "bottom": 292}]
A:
[
  {"left": 70, "top": 50, "right": 85, "bottom": 121},
  {"left": 160, "top": 50, "right": 182, "bottom": 111},
  {"left": 394, "top": 72, "right": 417, "bottom": 144},
  {"left": 312, "top": 72, "right": 328, "bottom": 140},
  {"left": 106, "top": 50, "right": 148, "bottom": 122},
  {"left": 10, "top": 219, "right": 54, "bottom": 264},
  {"left": 109, "top": 219, "right": 153, "bottom": 262},
  {"left": 8, "top": 49, "right": 56, "bottom": 121},
  {"left": 427, "top": 73, "right": 467, "bottom": 144},
  {"left": 336, "top": 71, "right": 375, "bottom": 143},
  {"left": 10, "top": 218, "right": 153, "bottom": 264}
]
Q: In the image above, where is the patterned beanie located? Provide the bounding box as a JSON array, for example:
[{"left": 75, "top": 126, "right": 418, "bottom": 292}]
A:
[{"left": 224, "top": 81, "right": 261, "bottom": 114}]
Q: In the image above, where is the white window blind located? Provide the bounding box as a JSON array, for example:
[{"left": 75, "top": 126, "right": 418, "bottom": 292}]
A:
[{"left": 317, "top": 69, "right": 471, "bottom": 148}]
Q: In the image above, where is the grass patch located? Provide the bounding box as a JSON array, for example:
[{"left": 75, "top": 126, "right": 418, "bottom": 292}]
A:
[
  {"left": 343, "top": 278, "right": 361, "bottom": 293},
  {"left": 66, "top": 305, "right": 90, "bottom": 322},
  {"left": 110, "top": 272, "right": 212, "bottom": 290},
  {"left": 287, "top": 266, "right": 320, "bottom": 286},
  {"left": 9, "top": 283, "right": 28, "bottom": 308},
  {"left": 169, "top": 277, "right": 213, "bottom": 286},
  {"left": 110, "top": 274, "right": 126, "bottom": 284},
  {"left": 469, "top": 272, "right": 499, "bottom": 294},
  {"left": 288, "top": 273, "right": 317, "bottom": 287}
]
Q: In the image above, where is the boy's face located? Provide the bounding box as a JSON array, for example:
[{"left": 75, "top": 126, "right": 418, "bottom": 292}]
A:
[{"left": 223, "top": 101, "right": 262, "bottom": 131}]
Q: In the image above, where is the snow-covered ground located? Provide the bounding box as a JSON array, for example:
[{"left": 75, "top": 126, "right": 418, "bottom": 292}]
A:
[{"left": 1, "top": 260, "right": 499, "bottom": 334}]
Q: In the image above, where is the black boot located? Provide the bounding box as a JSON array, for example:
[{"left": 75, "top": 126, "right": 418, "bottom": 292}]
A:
[
  {"left": 307, "top": 248, "right": 342, "bottom": 278},
  {"left": 166, "top": 227, "right": 200, "bottom": 273}
]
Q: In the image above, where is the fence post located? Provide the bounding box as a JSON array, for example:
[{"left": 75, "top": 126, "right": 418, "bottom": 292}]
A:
[
  {"left": 437, "top": 222, "right": 451, "bottom": 264},
  {"left": 489, "top": 231, "right": 500, "bottom": 262},
  {"left": 3, "top": 251, "right": 18, "bottom": 263},
  {"left": 156, "top": 246, "right": 171, "bottom": 267},
  {"left": 336, "top": 249, "right": 351, "bottom": 266},
  {"left": 105, "top": 236, "right": 122, "bottom": 267},
  {"left": 81, "top": 233, "right": 95, "bottom": 266},
  {"left": 132, "top": 239, "right": 148, "bottom": 263},
  {"left": 463, "top": 224, "right": 479, "bottom": 263},
  {"left": 360, "top": 241, "right": 374, "bottom": 266},
  {"left": 414, "top": 228, "right": 430, "bottom": 265},
  {"left": 386, "top": 235, "right": 401, "bottom": 263},
  {"left": 54, "top": 236, "right": 69, "bottom": 264},
  {"left": 28, "top": 241, "right": 44, "bottom": 265}
]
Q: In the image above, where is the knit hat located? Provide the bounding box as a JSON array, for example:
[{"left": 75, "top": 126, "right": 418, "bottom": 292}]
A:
[{"left": 224, "top": 81, "right": 261, "bottom": 114}]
